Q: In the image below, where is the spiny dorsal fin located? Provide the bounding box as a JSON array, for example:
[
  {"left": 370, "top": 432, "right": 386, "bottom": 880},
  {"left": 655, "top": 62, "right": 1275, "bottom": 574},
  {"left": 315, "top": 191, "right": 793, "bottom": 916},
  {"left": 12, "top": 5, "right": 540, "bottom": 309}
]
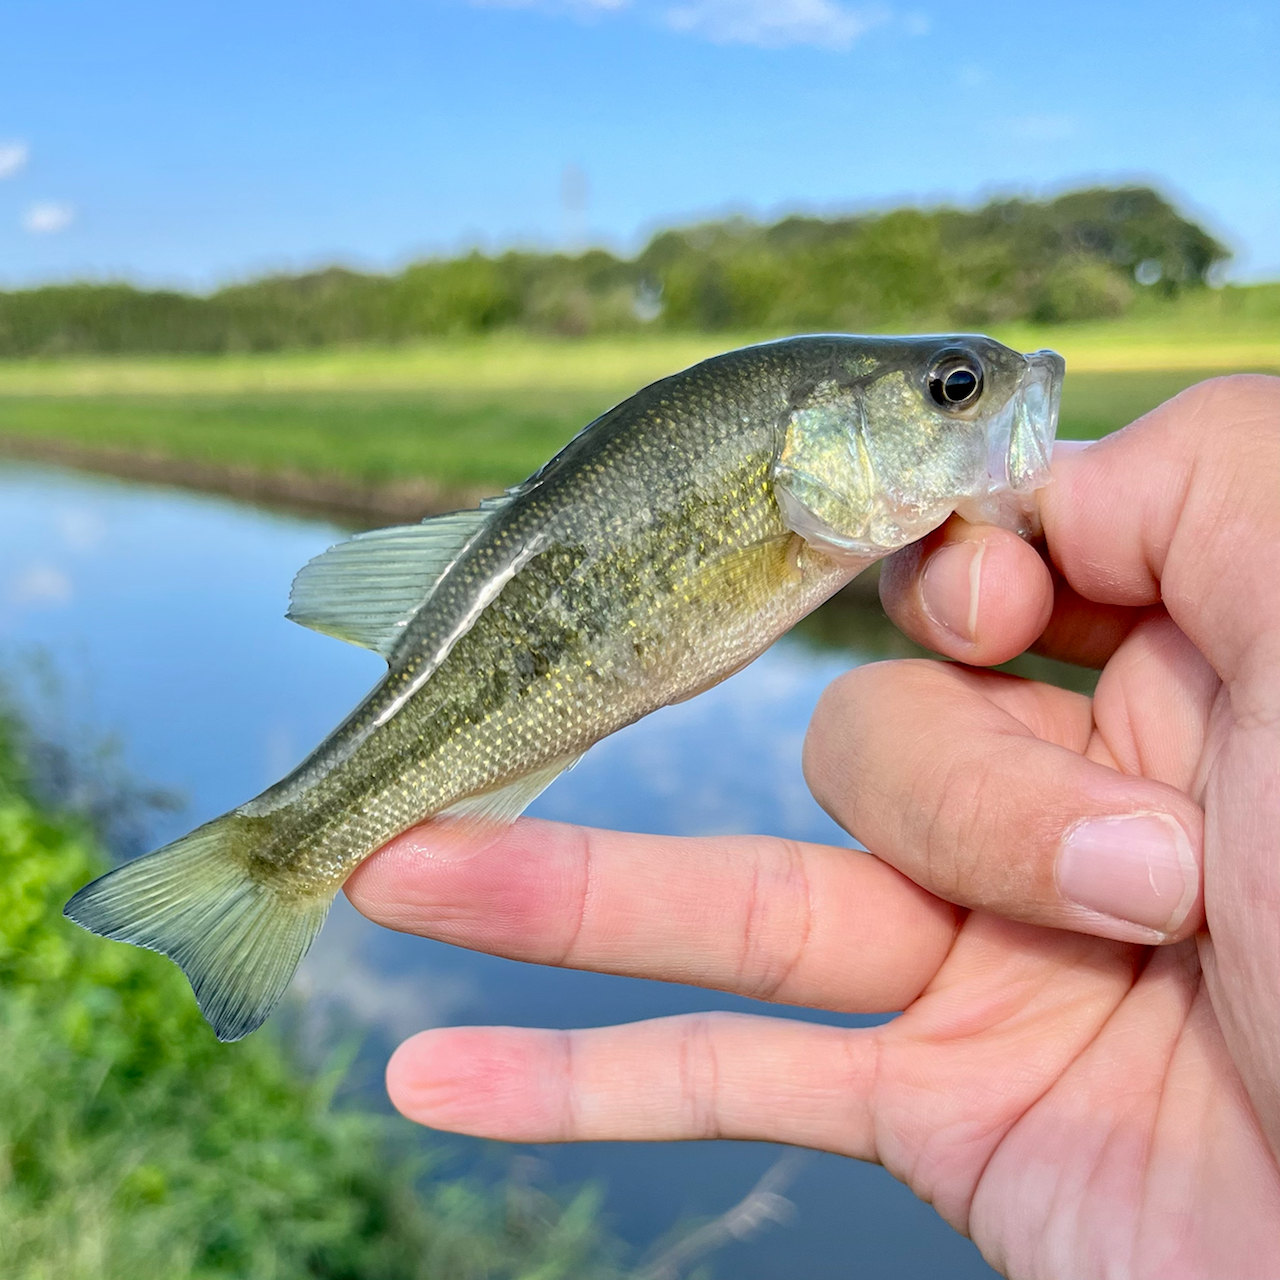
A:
[{"left": 287, "top": 502, "right": 509, "bottom": 659}]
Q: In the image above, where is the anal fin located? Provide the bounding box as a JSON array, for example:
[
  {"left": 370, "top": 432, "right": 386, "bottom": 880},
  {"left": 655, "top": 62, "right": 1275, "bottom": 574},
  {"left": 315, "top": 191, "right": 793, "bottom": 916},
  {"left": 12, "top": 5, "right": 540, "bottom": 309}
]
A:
[{"left": 434, "top": 753, "right": 584, "bottom": 832}]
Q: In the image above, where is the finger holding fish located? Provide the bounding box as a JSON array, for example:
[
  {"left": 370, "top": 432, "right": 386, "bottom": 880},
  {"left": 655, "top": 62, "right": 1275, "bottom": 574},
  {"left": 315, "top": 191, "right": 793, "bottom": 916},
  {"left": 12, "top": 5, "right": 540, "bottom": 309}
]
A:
[
  {"left": 877, "top": 515, "right": 1055, "bottom": 665},
  {"left": 878, "top": 507, "right": 1151, "bottom": 671},
  {"left": 345, "top": 818, "right": 959, "bottom": 1014}
]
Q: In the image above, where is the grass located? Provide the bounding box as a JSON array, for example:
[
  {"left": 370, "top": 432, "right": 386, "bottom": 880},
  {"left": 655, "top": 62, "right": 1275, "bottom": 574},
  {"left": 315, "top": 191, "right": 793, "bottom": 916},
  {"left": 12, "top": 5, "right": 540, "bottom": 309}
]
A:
[
  {"left": 0, "top": 390, "right": 599, "bottom": 493},
  {"left": 0, "top": 312, "right": 1275, "bottom": 496},
  {"left": 0, "top": 703, "right": 627, "bottom": 1280}
]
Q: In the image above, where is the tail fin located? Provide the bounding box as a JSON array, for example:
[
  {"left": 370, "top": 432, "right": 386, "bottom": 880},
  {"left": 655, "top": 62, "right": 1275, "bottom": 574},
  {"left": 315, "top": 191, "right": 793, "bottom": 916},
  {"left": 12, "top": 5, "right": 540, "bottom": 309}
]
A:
[{"left": 64, "top": 816, "right": 330, "bottom": 1042}]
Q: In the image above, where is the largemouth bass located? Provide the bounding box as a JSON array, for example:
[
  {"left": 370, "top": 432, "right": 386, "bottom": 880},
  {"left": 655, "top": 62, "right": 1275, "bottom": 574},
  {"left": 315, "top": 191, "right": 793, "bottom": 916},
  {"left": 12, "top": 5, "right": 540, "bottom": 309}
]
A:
[{"left": 66, "top": 335, "right": 1064, "bottom": 1041}]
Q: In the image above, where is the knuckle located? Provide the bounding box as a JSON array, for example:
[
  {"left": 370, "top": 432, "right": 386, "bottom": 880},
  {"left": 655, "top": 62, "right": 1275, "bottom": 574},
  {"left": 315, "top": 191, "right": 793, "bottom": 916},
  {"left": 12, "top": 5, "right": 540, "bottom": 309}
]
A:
[
  {"left": 676, "top": 1013, "right": 727, "bottom": 1139},
  {"left": 808, "top": 666, "right": 865, "bottom": 738},
  {"left": 804, "top": 671, "right": 864, "bottom": 799},
  {"left": 1184, "top": 372, "right": 1280, "bottom": 415},
  {"left": 1160, "top": 375, "right": 1280, "bottom": 456},
  {"left": 733, "top": 839, "right": 813, "bottom": 1002},
  {"left": 912, "top": 750, "right": 997, "bottom": 904},
  {"left": 810, "top": 659, "right": 971, "bottom": 850},
  {"left": 551, "top": 824, "right": 595, "bottom": 966},
  {"left": 804, "top": 662, "right": 911, "bottom": 804}
]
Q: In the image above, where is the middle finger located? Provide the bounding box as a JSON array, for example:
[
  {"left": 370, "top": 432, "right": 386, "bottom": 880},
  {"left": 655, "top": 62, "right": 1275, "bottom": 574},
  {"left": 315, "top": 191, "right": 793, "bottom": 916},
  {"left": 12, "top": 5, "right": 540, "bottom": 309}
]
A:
[{"left": 345, "top": 818, "right": 959, "bottom": 1013}]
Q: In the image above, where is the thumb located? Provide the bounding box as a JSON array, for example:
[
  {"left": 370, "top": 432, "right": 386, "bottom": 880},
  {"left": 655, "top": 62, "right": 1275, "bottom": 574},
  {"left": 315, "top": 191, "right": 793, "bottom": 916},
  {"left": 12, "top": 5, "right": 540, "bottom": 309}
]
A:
[{"left": 1041, "top": 374, "right": 1280, "bottom": 696}]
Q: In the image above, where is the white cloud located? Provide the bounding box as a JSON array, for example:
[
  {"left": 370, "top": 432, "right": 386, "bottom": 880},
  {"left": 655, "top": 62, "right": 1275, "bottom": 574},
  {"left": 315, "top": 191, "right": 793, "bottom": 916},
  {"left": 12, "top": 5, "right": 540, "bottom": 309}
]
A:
[
  {"left": 0, "top": 141, "right": 28, "bottom": 179},
  {"left": 466, "top": 0, "right": 888, "bottom": 48},
  {"left": 10, "top": 563, "right": 73, "bottom": 607},
  {"left": 23, "top": 201, "right": 74, "bottom": 234},
  {"left": 1003, "top": 113, "right": 1078, "bottom": 142},
  {"left": 55, "top": 506, "right": 108, "bottom": 553},
  {"left": 292, "top": 898, "right": 477, "bottom": 1044},
  {"left": 664, "top": 0, "right": 889, "bottom": 48}
]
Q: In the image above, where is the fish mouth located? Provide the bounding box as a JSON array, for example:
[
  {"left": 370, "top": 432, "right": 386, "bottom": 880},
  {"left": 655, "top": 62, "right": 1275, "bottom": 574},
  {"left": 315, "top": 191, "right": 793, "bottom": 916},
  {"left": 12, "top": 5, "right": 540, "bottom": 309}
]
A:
[
  {"left": 1022, "top": 348, "right": 1065, "bottom": 442},
  {"left": 985, "top": 348, "right": 1065, "bottom": 494}
]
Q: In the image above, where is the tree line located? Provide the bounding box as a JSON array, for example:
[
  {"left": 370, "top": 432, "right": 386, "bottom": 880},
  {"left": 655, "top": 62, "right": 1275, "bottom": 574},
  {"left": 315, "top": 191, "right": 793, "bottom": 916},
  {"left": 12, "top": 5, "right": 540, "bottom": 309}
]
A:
[{"left": 0, "top": 186, "right": 1229, "bottom": 356}]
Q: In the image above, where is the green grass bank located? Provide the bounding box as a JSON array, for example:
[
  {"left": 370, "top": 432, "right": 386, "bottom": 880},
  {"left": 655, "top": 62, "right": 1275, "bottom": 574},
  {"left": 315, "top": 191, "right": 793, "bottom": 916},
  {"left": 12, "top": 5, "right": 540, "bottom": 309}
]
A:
[
  {"left": 0, "top": 706, "right": 626, "bottom": 1280},
  {"left": 0, "top": 314, "right": 1275, "bottom": 520}
]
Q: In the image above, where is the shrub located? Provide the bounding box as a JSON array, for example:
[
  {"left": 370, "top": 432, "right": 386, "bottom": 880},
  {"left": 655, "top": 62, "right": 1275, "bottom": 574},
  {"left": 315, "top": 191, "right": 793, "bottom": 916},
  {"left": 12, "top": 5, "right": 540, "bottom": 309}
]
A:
[{"left": 0, "top": 712, "right": 623, "bottom": 1280}]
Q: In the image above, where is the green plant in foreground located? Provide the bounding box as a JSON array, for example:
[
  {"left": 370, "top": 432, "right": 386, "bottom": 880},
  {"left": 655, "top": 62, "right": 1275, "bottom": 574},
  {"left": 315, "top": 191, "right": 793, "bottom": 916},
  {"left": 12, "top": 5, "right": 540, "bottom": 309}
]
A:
[{"left": 0, "top": 712, "right": 623, "bottom": 1280}]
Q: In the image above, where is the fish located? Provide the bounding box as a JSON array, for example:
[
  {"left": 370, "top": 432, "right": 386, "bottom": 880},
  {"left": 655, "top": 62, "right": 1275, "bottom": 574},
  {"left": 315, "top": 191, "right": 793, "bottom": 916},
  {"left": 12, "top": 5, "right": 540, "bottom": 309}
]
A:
[{"left": 64, "top": 334, "right": 1064, "bottom": 1042}]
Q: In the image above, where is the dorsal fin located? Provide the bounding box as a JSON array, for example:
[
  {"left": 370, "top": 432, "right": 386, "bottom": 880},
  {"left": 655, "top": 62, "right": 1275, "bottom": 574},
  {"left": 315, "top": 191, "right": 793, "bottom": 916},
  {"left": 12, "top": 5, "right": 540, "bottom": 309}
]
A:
[{"left": 286, "top": 502, "right": 508, "bottom": 659}]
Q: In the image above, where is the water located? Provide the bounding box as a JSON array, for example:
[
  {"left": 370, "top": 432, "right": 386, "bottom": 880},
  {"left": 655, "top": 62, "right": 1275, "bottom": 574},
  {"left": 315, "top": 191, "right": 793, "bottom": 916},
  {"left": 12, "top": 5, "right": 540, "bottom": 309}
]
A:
[{"left": 0, "top": 459, "right": 999, "bottom": 1279}]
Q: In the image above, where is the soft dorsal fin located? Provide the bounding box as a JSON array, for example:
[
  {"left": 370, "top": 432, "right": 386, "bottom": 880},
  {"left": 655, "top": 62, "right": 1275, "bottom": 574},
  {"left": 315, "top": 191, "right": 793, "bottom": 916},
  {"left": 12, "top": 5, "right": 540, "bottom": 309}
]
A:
[{"left": 287, "top": 502, "right": 507, "bottom": 659}]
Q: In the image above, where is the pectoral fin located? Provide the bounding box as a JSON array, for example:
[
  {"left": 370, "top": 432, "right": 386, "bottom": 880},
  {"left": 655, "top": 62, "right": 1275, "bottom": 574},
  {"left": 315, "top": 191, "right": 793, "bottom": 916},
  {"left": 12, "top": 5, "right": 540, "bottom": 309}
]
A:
[{"left": 692, "top": 534, "right": 798, "bottom": 609}]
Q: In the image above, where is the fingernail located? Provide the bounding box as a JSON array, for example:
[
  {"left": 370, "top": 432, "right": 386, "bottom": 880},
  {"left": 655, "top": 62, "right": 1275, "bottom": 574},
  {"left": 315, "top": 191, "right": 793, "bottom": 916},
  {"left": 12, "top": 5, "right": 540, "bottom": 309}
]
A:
[
  {"left": 921, "top": 541, "right": 985, "bottom": 643},
  {"left": 1056, "top": 813, "right": 1198, "bottom": 940}
]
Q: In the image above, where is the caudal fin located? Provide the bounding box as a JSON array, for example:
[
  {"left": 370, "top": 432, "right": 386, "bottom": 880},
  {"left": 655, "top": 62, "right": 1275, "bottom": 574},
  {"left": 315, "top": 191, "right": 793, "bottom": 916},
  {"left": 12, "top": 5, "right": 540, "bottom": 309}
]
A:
[{"left": 64, "top": 816, "right": 330, "bottom": 1042}]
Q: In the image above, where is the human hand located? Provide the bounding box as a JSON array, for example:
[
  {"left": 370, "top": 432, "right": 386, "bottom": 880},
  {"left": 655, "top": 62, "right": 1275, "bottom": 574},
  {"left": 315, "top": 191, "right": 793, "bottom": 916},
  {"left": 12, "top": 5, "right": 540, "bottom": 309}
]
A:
[{"left": 345, "top": 375, "right": 1280, "bottom": 1279}]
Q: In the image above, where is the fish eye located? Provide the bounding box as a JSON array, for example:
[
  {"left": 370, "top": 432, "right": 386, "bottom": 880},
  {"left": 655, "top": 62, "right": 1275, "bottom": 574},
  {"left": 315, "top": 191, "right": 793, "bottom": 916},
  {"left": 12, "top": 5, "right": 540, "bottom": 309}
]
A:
[{"left": 927, "top": 353, "right": 985, "bottom": 411}]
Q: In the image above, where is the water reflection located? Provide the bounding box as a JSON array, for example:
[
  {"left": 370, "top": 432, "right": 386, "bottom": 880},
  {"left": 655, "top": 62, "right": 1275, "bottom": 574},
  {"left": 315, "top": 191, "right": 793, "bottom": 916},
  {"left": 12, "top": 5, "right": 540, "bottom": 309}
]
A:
[
  {"left": 797, "top": 574, "right": 1100, "bottom": 696},
  {"left": 0, "top": 458, "right": 1088, "bottom": 1278}
]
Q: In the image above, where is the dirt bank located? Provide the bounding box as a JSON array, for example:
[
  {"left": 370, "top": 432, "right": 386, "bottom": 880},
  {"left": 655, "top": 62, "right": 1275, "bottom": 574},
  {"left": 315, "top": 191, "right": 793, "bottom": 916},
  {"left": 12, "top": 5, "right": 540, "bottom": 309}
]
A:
[{"left": 0, "top": 434, "right": 485, "bottom": 526}]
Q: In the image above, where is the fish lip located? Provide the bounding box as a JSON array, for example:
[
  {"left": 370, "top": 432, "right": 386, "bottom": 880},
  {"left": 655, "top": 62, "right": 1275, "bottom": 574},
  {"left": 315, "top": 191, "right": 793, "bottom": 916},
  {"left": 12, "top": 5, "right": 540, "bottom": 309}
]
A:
[
  {"left": 1023, "top": 348, "right": 1065, "bottom": 452},
  {"left": 1023, "top": 348, "right": 1066, "bottom": 439},
  {"left": 981, "top": 348, "right": 1065, "bottom": 495}
]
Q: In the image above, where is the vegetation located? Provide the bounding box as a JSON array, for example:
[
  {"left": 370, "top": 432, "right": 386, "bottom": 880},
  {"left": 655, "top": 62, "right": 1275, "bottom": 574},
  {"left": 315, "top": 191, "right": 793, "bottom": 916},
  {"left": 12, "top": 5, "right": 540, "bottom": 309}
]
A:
[
  {"left": 0, "top": 187, "right": 1238, "bottom": 356},
  {"left": 0, "top": 703, "right": 625, "bottom": 1280},
  {"left": 0, "top": 355, "right": 1269, "bottom": 500},
  {"left": 0, "top": 187, "right": 1272, "bottom": 504}
]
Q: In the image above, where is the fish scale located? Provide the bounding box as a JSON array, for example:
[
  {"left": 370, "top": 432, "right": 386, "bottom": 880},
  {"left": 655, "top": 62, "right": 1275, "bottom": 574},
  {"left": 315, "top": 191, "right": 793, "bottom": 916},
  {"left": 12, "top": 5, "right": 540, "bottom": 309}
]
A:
[
  {"left": 64, "top": 333, "right": 1064, "bottom": 1040},
  {"left": 271, "top": 456, "right": 836, "bottom": 891}
]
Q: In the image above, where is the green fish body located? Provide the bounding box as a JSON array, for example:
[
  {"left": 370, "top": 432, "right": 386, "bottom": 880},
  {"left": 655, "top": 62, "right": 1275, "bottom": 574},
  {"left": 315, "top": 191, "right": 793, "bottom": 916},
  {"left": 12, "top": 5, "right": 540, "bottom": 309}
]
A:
[{"left": 66, "top": 335, "right": 1064, "bottom": 1041}]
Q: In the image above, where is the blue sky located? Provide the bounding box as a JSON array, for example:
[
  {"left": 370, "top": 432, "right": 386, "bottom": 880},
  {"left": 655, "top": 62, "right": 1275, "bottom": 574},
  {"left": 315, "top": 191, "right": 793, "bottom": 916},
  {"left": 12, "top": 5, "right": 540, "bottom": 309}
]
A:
[{"left": 1, "top": 0, "right": 1277, "bottom": 289}]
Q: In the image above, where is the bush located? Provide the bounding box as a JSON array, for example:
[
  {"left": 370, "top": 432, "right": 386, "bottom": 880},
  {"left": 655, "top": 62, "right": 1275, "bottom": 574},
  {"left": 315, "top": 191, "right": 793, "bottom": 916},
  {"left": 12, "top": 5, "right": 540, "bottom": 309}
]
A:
[
  {"left": 0, "top": 712, "right": 623, "bottom": 1280},
  {"left": 1032, "top": 259, "right": 1135, "bottom": 323}
]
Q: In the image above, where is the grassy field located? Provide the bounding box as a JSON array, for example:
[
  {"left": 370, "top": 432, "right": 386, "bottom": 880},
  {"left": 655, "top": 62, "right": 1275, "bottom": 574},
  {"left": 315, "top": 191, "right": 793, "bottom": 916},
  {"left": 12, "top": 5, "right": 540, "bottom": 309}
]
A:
[{"left": 0, "top": 309, "right": 1275, "bottom": 498}]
